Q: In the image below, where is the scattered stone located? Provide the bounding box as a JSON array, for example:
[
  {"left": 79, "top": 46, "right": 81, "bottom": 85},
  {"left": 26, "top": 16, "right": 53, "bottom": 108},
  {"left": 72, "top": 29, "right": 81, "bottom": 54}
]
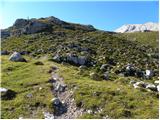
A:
[
  {"left": 103, "top": 72, "right": 109, "bottom": 80},
  {"left": 34, "top": 61, "right": 44, "bottom": 65},
  {"left": 129, "top": 80, "right": 136, "bottom": 84},
  {"left": 9, "top": 52, "right": 27, "bottom": 62},
  {"left": 51, "top": 66, "right": 58, "bottom": 71},
  {"left": 39, "top": 87, "right": 42, "bottom": 90},
  {"left": 146, "top": 84, "right": 157, "bottom": 91},
  {"left": 26, "top": 93, "right": 33, "bottom": 98},
  {"left": 79, "top": 65, "right": 87, "bottom": 70},
  {"left": 124, "top": 64, "right": 136, "bottom": 76},
  {"left": 19, "top": 51, "right": 30, "bottom": 55},
  {"left": 52, "top": 73, "right": 60, "bottom": 81},
  {"left": 53, "top": 54, "right": 61, "bottom": 62},
  {"left": 135, "top": 70, "right": 144, "bottom": 78},
  {"left": 90, "top": 72, "right": 100, "bottom": 81},
  {"left": 100, "top": 64, "right": 109, "bottom": 71},
  {"left": 87, "top": 110, "right": 92, "bottom": 114},
  {"left": 93, "top": 91, "right": 102, "bottom": 96},
  {"left": 51, "top": 98, "right": 61, "bottom": 105},
  {"left": 1, "top": 88, "right": 17, "bottom": 100},
  {"left": 18, "top": 117, "right": 23, "bottom": 119},
  {"left": 54, "top": 83, "right": 67, "bottom": 92},
  {"left": 157, "top": 85, "right": 160, "bottom": 92},
  {"left": 154, "top": 80, "right": 159, "bottom": 84},
  {"left": 43, "top": 112, "right": 54, "bottom": 119},
  {"left": 118, "top": 73, "right": 125, "bottom": 77},
  {"left": 1, "top": 50, "right": 10, "bottom": 55},
  {"left": 0, "top": 87, "right": 8, "bottom": 92},
  {"left": 133, "top": 81, "right": 147, "bottom": 89},
  {"left": 145, "top": 70, "right": 153, "bottom": 79}
]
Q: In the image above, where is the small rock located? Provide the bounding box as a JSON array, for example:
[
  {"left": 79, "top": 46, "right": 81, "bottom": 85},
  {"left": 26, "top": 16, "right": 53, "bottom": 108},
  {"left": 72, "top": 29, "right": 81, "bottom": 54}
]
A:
[
  {"left": 51, "top": 98, "right": 61, "bottom": 105},
  {"left": 79, "top": 65, "right": 87, "bottom": 70},
  {"left": 145, "top": 70, "right": 153, "bottom": 79},
  {"left": 103, "top": 72, "right": 109, "bottom": 80},
  {"left": 43, "top": 112, "right": 54, "bottom": 119},
  {"left": 34, "top": 61, "right": 44, "bottom": 65},
  {"left": 90, "top": 72, "right": 100, "bottom": 80},
  {"left": 100, "top": 64, "right": 109, "bottom": 71},
  {"left": 124, "top": 64, "right": 136, "bottom": 76},
  {"left": 0, "top": 87, "right": 8, "bottom": 92},
  {"left": 154, "top": 80, "right": 159, "bottom": 84},
  {"left": 52, "top": 73, "right": 59, "bottom": 80},
  {"left": 133, "top": 81, "right": 147, "bottom": 89},
  {"left": 157, "top": 85, "right": 160, "bottom": 92},
  {"left": 129, "top": 80, "right": 136, "bottom": 84},
  {"left": 26, "top": 93, "right": 33, "bottom": 98},
  {"left": 1, "top": 88, "right": 17, "bottom": 100},
  {"left": 51, "top": 66, "right": 58, "bottom": 71},
  {"left": 54, "top": 83, "right": 66, "bottom": 92},
  {"left": 1, "top": 50, "right": 10, "bottom": 55},
  {"left": 87, "top": 110, "right": 92, "bottom": 114},
  {"left": 39, "top": 87, "right": 42, "bottom": 90},
  {"left": 9, "top": 52, "right": 27, "bottom": 62},
  {"left": 53, "top": 54, "right": 61, "bottom": 62},
  {"left": 18, "top": 117, "right": 23, "bottom": 119},
  {"left": 146, "top": 84, "right": 157, "bottom": 91}
]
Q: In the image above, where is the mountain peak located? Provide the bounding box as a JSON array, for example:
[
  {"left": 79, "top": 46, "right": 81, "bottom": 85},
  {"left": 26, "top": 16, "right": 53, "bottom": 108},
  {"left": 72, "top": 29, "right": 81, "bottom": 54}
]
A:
[
  {"left": 115, "top": 22, "right": 159, "bottom": 33},
  {"left": 1, "top": 16, "right": 96, "bottom": 38}
]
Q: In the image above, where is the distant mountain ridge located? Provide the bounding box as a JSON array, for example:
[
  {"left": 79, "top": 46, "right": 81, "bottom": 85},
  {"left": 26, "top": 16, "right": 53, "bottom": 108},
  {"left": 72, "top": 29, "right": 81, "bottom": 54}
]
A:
[{"left": 115, "top": 22, "right": 159, "bottom": 33}]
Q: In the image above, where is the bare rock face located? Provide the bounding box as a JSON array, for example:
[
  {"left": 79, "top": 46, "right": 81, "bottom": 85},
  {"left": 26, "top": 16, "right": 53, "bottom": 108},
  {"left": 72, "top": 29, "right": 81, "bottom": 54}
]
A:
[
  {"left": 11, "top": 20, "right": 49, "bottom": 36},
  {"left": 13, "top": 19, "right": 29, "bottom": 29},
  {"left": 1, "top": 29, "right": 10, "bottom": 38},
  {"left": 66, "top": 53, "right": 89, "bottom": 66},
  {"left": 23, "top": 20, "right": 49, "bottom": 34},
  {"left": 9, "top": 52, "right": 27, "bottom": 62}
]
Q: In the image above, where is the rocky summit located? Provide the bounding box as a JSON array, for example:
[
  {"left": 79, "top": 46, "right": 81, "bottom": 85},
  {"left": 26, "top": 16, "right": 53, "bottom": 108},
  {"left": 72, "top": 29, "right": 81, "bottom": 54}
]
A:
[{"left": 1, "top": 16, "right": 159, "bottom": 119}]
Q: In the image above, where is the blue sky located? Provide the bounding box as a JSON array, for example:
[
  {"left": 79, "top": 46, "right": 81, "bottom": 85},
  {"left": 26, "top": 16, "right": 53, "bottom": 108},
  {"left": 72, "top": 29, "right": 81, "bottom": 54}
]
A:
[{"left": 0, "top": 1, "right": 158, "bottom": 31}]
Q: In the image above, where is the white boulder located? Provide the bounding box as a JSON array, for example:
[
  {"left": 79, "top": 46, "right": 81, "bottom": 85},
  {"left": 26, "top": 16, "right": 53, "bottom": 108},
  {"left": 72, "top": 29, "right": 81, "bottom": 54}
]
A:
[{"left": 9, "top": 52, "right": 26, "bottom": 62}]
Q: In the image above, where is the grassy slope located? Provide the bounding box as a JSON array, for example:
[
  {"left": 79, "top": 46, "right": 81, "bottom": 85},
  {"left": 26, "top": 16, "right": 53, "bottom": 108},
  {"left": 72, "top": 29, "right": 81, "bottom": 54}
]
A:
[
  {"left": 1, "top": 31, "right": 159, "bottom": 74},
  {"left": 114, "top": 31, "right": 159, "bottom": 48},
  {"left": 58, "top": 63, "right": 159, "bottom": 119},
  {"left": 1, "top": 55, "right": 158, "bottom": 119},
  {"left": 1, "top": 56, "right": 53, "bottom": 118}
]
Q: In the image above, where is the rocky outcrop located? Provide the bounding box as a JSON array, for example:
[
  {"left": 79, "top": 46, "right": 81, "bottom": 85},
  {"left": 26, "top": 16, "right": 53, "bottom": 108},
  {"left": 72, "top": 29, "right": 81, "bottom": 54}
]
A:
[
  {"left": 1, "top": 16, "right": 96, "bottom": 38},
  {"left": 13, "top": 19, "right": 29, "bottom": 29},
  {"left": 1, "top": 29, "right": 10, "bottom": 38},
  {"left": 53, "top": 53, "right": 92, "bottom": 66},
  {"left": 9, "top": 52, "right": 27, "bottom": 62},
  {"left": 11, "top": 20, "right": 50, "bottom": 36},
  {"left": 66, "top": 53, "right": 89, "bottom": 66}
]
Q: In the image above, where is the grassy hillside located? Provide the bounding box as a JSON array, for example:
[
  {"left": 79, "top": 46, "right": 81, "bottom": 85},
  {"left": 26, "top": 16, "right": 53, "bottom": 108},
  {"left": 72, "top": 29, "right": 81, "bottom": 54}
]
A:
[
  {"left": 1, "top": 56, "right": 53, "bottom": 118},
  {"left": 1, "top": 55, "right": 159, "bottom": 119},
  {"left": 114, "top": 31, "right": 159, "bottom": 48},
  {"left": 1, "top": 30, "right": 159, "bottom": 74},
  {"left": 1, "top": 17, "right": 159, "bottom": 119}
]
